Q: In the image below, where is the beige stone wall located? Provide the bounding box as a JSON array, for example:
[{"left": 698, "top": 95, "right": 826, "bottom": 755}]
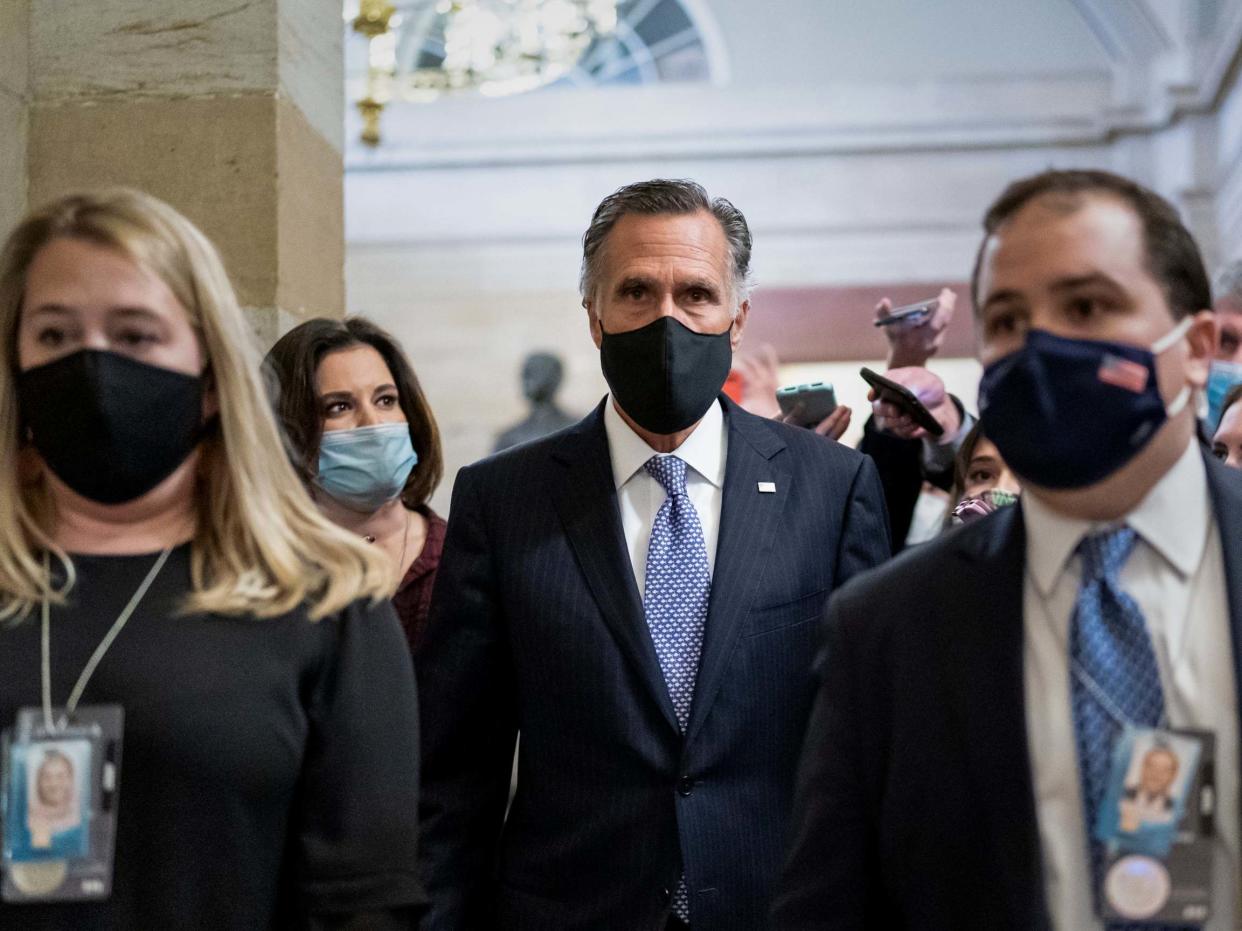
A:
[
  {"left": 18, "top": 0, "right": 345, "bottom": 343},
  {"left": 0, "top": 1, "right": 28, "bottom": 236},
  {"left": 276, "top": 95, "right": 345, "bottom": 319},
  {"left": 28, "top": 95, "right": 282, "bottom": 304},
  {"left": 347, "top": 244, "right": 609, "bottom": 515}
]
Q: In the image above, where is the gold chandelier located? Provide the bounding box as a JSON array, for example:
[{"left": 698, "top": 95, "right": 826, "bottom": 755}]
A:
[{"left": 351, "top": 0, "right": 619, "bottom": 146}]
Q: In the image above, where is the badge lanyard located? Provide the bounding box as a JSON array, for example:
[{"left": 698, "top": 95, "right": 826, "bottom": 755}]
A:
[
  {"left": 1025, "top": 514, "right": 1216, "bottom": 732},
  {"left": 1, "top": 548, "right": 172, "bottom": 905},
  {"left": 1069, "top": 655, "right": 1171, "bottom": 732},
  {"left": 40, "top": 547, "right": 172, "bottom": 731},
  {"left": 1025, "top": 574, "right": 1169, "bottom": 732},
  {"left": 1028, "top": 520, "right": 1223, "bottom": 926}
]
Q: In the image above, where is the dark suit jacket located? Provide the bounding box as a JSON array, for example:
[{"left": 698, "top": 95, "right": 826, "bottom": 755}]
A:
[
  {"left": 416, "top": 396, "right": 891, "bottom": 930},
  {"left": 770, "top": 451, "right": 1242, "bottom": 930},
  {"left": 857, "top": 408, "right": 960, "bottom": 552},
  {"left": 857, "top": 417, "right": 926, "bottom": 549}
]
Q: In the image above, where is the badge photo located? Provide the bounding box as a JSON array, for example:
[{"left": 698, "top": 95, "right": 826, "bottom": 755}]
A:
[
  {"left": 6, "top": 738, "right": 91, "bottom": 863},
  {"left": 1095, "top": 728, "right": 1201, "bottom": 859},
  {"left": 2, "top": 706, "right": 124, "bottom": 904}
]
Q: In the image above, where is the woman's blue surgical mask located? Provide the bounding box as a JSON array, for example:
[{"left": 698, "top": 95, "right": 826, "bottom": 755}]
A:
[
  {"left": 315, "top": 422, "right": 418, "bottom": 513},
  {"left": 978, "top": 318, "right": 1193, "bottom": 490},
  {"left": 1206, "top": 359, "right": 1242, "bottom": 432}
]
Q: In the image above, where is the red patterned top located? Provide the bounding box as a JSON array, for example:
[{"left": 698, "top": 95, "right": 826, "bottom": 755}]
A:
[{"left": 392, "top": 506, "right": 447, "bottom": 655}]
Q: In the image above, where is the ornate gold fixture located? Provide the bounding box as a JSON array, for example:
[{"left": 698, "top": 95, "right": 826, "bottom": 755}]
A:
[{"left": 350, "top": 0, "right": 618, "bottom": 146}]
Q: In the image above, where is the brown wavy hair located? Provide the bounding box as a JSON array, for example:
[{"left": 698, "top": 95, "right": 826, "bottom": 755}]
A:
[{"left": 263, "top": 316, "right": 443, "bottom": 509}]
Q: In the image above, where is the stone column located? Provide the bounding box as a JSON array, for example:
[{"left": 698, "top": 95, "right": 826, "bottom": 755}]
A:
[
  {"left": 0, "top": 2, "right": 28, "bottom": 236},
  {"left": 23, "top": 0, "right": 345, "bottom": 343}
]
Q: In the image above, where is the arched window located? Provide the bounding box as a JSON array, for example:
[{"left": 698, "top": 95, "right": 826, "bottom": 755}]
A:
[
  {"left": 555, "top": 0, "right": 725, "bottom": 87},
  {"left": 348, "top": 0, "right": 727, "bottom": 99}
]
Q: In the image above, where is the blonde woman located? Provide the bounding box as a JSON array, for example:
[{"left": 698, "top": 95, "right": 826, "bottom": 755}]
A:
[{"left": 0, "top": 190, "right": 425, "bottom": 927}]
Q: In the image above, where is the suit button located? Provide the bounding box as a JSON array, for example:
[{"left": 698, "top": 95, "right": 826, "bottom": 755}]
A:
[
  {"left": 660, "top": 886, "right": 671, "bottom": 904},
  {"left": 677, "top": 777, "right": 694, "bottom": 797}
]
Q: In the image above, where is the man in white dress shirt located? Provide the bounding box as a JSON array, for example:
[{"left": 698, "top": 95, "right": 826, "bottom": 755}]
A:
[
  {"left": 773, "top": 168, "right": 1242, "bottom": 930},
  {"left": 417, "top": 179, "right": 891, "bottom": 930}
]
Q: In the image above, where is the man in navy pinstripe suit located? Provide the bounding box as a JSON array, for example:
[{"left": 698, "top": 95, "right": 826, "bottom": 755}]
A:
[{"left": 416, "top": 179, "right": 891, "bottom": 930}]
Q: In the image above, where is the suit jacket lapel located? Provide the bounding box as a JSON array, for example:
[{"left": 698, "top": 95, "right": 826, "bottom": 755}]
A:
[
  {"left": 550, "top": 401, "right": 681, "bottom": 734},
  {"left": 943, "top": 505, "right": 1049, "bottom": 925},
  {"left": 685, "top": 399, "right": 791, "bottom": 746},
  {"left": 1205, "top": 453, "right": 1242, "bottom": 770}
]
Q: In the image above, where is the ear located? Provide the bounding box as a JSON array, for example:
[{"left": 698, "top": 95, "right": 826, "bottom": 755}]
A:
[
  {"left": 1183, "top": 309, "right": 1216, "bottom": 390},
  {"left": 585, "top": 298, "right": 603, "bottom": 350},
  {"left": 201, "top": 365, "right": 220, "bottom": 421},
  {"left": 729, "top": 300, "right": 750, "bottom": 352},
  {"left": 17, "top": 444, "right": 42, "bottom": 487}
]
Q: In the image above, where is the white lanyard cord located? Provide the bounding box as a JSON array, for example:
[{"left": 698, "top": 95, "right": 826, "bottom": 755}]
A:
[
  {"left": 41, "top": 547, "right": 173, "bottom": 730},
  {"left": 1069, "top": 653, "right": 1169, "bottom": 731}
]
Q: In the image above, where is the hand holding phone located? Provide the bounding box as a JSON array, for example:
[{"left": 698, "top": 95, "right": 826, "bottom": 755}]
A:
[
  {"left": 859, "top": 367, "right": 945, "bottom": 437},
  {"left": 873, "top": 298, "right": 937, "bottom": 328},
  {"left": 777, "top": 382, "right": 852, "bottom": 439},
  {"left": 876, "top": 288, "right": 959, "bottom": 370},
  {"left": 777, "top": 382, "right": 838, "bottom": 428}
]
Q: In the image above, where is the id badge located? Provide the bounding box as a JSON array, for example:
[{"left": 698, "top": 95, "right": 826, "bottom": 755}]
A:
[
  {"left": 1092, "top": 725, "right": 1214, "bottom": 925},
  {"left": 1, "top": 705, "right": 123, "bottom": 903}
]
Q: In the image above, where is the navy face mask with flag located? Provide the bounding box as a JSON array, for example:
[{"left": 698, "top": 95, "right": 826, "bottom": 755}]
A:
[{"left": 978, "top": 318, "right": 1192, "bottom": 490}]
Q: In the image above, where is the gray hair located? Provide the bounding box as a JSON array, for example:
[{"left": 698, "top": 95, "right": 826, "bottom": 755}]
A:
[{"left": 579, "top": 179, "right": 754, "bottom": 313}]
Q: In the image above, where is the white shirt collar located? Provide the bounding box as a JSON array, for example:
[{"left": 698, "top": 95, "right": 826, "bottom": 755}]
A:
[
  {"left": 1023, "top": 438, "right": 1210, "bottom": 597},
  {"left": 603, "top": 396, "right": 727, "bottom": 490}
]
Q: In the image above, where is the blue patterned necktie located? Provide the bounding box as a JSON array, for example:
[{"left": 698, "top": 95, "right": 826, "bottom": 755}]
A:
[
  {"left": 1069, "top": 526, "right": 1181, "bottom": 930},
  {"left": 643, "top": 454, "right": 710, "bottom": 924}
]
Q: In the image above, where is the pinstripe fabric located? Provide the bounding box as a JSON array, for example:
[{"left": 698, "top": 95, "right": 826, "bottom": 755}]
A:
[{"left": 417, "top": 396, "right": 891, "bottom": 930}]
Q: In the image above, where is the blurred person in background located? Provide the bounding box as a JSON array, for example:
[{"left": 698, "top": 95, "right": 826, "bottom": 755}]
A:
[
  {"left": 417, "top": 178, "right": 890, "bottom": 930},
  {"left": 945, "top": 422, "right": 1021, "bottom": 526},
  {"left": 733, "top": 287, "right": 973, "bottom": 548},
  {"left": 1213, "top": 382, "right": 1242, "bottom": 468},
  {"left": 773, "top": 168, "right": 1240, "bottom": 929},
  {"left": 265, "top": 316, "right": 446, "bottom": 654},
  {"left": 731, "top": 344, "right": 854, "bottom": 441},
  {"left": 861, "top": 287, "right": 980, "bottom": 546},
  {"left": 0, "top": 190, "right": 425, "bottom": 928},
  {"left": 1207, "top": 260, "right": 1242, "bottom": 428}
]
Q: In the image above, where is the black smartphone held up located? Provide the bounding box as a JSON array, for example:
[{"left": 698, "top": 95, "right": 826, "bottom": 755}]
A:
[
  {"left": 872, "top": 297, "right": 938, "bottom": 328},
  {"left": 776, "top": 382, "right": 838, "bottom": 428},
  {"left": 859, "top": 367, "right": 944, "bottom": 437}
]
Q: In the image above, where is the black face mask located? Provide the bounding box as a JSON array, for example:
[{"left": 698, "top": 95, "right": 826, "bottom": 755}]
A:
[
  {"left": 18, "top": 350, "right": 207, "bottom": 505},
  {"left": 599, "top": 316, "right": 733, "bottom": 435}
]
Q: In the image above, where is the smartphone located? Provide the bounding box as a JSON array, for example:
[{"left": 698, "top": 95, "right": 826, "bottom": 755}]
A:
[
  {"left": 873, "top": 298, "right": 938, "bottom": 328},
  {"left": 859, "top": 367, "right": 944, "bottom": 436},
  {"left": 776, "top": 382, "right": 838, "bottom": 428}
]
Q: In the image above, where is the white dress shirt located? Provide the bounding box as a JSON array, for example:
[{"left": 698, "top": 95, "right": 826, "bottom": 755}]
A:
[
  {"left": 603, "top": 397, "right": 727, "bottom": 600},
  {"left": 1023, "top": 439, "right": 1238, "bottom": 929}
]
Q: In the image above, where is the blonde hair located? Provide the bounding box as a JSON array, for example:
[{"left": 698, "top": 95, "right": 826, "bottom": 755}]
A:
[{"left": 0, "top": 189, "right": 391, "bottom": 621}]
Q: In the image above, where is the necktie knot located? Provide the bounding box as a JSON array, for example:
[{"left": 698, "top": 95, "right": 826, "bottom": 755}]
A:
[
  {"left": 1076, "top": 526, "right": 1137, "bottom": 585},
  {"left": 645, "top": 454, "right": 688, "bottom": 497}
]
